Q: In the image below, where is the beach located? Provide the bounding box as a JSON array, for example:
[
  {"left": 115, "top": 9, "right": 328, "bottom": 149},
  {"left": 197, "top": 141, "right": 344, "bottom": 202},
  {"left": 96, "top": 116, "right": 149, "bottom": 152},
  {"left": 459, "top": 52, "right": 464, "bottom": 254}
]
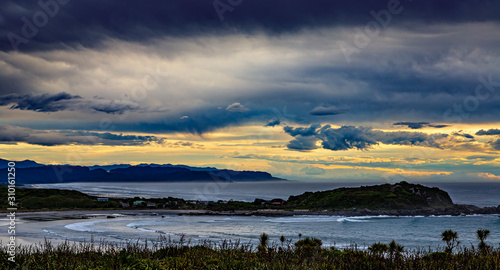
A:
[
  {"left": 0, "top": 210, "right": 198, "bottom": 247},
  {"left": 2, "top": 209, "right": 500, "bottom": 250}
]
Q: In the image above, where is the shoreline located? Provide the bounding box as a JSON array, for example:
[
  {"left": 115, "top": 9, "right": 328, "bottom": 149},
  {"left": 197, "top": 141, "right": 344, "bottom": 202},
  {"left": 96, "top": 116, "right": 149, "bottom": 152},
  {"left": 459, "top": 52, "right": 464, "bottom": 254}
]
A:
[
  {"left": 1, "top": 209, "right": 499, "bottom": 249},
  {"left": 184, "top": 206, "right": 500, "bottom": 217},
  {"left": 5, "top": 206, "right": 500, "bottom": 220}
]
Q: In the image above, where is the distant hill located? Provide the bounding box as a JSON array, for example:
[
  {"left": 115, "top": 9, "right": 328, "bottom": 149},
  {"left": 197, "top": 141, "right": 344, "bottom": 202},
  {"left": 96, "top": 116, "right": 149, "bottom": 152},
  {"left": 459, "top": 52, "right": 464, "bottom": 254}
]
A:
[
  {"left": 287, "top": 182, "right": 455, "bottom": 210},
  {"left": 0, "top": 158, "right": 285, "bottom": 184},
  {"left": 0, "top": 159, "right": 45, "bottom": 169},
  {"left": 88, "top": 163, "right": 219, "bottom": 172}
]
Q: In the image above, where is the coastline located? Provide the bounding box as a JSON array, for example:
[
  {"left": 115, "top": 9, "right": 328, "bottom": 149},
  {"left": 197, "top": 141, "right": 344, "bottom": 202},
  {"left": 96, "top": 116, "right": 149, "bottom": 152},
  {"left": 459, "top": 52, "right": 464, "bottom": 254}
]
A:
[
  {"left": 1, "top": 208, "right": 499, "bottom": 248},
  {"left": 5, "top": 205, "right": 500, "bottom": 220}
]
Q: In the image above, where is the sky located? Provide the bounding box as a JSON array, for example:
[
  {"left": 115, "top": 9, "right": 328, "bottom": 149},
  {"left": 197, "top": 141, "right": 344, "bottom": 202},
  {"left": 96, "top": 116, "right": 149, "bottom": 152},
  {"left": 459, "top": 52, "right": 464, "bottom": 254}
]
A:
[{"left": 0, "top": 0, "right": 499, "bottom": 182}]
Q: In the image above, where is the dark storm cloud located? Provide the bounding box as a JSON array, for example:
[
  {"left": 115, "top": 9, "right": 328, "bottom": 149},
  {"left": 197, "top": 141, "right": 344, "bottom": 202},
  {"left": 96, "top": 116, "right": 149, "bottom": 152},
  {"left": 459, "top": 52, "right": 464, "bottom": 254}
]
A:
[
  {"left": 309, "top": 106, "right": 349, "bottom": 116},
  {"left": 0, "top": 92, "right": 146, "bottom": 114},
  {"left": 296, "top": 63, "right": 500, "bottom": 124},
  {"left": 393, "top": 122, "right": 430, "bottom": 129},
  {"left": 371, "top": 129, "right": 448, "bottom": 149},
  {"left": 2, "top": 0, "right": 500, "bottom": 52},
  {"left": 428, "top": 124, "right": 450, "bottom": 129},
  {"left": 476, "top": 129, "right": 500, "bottom": 136},
  {"left": 285, "top": 124, "right": 449, "bottom": 151},
  {"left": 0, "top": 92, "right": 81, "bottom": 112},
  {"left": 119, "top": 106, "right": 272, "bottom": 135},
  {"left": 264, "top": 119, "right": 280, "bottom": 127},
  {"left": 317, "top": 125, "right": 378, "bottom": 151},
  {"left": 0, "top": 1, "right": 499, "bottom": 135},
  {"left": 10, "top": 104, "right": 271, "bottom": 135},
  {"left": 283, "top": 124, "right": 320, "bottom": 137},
  {"left": 0, "top": 124, "right": 165, "bottom": 146},
  {"left": 452, "top": 132, "right": 475, "bottom": 140},
  {"left": 65, "top": 131, "right": 161, "bottom": 143},
  {"left": 286, "top": 136, "right": 319, "bottom": 151},
  {"left": 393, "top": 122, "right": 449, "bottom": 129}
]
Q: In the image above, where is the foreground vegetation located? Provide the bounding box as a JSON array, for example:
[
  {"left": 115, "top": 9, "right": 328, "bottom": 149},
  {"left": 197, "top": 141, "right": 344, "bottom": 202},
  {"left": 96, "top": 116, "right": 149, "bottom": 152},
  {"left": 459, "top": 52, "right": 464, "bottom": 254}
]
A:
[{"left": 1, "top": 230, "right": 499, "bottom": 269}]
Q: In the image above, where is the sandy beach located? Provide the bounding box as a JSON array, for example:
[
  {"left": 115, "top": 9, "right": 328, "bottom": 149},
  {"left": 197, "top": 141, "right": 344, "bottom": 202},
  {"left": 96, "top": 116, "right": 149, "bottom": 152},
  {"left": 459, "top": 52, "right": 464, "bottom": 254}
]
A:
[{"left": 0, "top": 210, "right": 206, "bottom": 247}]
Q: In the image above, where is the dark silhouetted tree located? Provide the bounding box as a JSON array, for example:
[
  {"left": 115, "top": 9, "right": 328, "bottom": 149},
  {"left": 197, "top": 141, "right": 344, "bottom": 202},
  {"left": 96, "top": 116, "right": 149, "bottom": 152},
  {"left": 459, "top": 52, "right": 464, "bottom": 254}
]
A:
[
  {"left": 441, "top": 229, "right": 460, "bottom": 253},
  {"left": 389, "top": 240, "right": 404, "bottom": 260},
  {"left": 259, "top": 233, "right": 269, "bottom": 248},
  {"left": 369, "top": 242, "right": 389, "bottom": 257},
  {"left": 280, "top": 235, "right": 286, "bottom": 246},
  {"left": 476, "top": 229, "right": 491, "bottom": 253}
]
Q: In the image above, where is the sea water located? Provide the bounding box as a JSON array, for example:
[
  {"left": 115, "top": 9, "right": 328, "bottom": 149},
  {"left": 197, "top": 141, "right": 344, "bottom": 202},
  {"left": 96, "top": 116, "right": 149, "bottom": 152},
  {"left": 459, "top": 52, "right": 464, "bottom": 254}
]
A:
[
  {"left": 40, "top": 214, "right": 500, "bottom": 250},
  {"left": 29, "top": 181, "right": 500, "bottom": 250}
]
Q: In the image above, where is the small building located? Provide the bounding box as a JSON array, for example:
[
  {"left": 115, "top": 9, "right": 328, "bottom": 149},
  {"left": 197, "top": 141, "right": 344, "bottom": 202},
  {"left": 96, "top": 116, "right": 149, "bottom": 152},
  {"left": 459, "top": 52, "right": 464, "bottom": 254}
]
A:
[
  {"left": 97, "top": 198, "right": 109, "bottom": 202},
  {"left": 133, "top": 200, "right": 144, "bottom": 206},
  {"left": 270, "top": 199, "right": 285, "bottom": 205},
  {"left": 146, "top": 202, "right": 156, "bottom": 207}
]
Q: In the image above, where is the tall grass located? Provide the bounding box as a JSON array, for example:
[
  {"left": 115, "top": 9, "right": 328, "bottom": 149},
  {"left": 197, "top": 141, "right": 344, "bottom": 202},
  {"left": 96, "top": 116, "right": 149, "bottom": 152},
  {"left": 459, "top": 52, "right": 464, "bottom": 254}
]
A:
[{"left": 1, "top": 235, "right": 500, "bottom": 269}]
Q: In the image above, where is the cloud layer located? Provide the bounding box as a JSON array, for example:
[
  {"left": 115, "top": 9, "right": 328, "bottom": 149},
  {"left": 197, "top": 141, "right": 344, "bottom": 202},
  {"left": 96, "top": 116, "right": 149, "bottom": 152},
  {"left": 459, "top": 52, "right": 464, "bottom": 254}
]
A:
[
  {"left": 0, "top": 92, "right": 151, "bottom": 114},
  {"left": 0, "top": 125, "right": 165, "bottom": 146},
  {"left": 2, "top": 0, "right": 500, "bottom": 52},
  {"left": 476, "top": 129, "right": 500, "bottom": 136},
  {"left": 284, "top": 124, "right": 453, "bottom": 151},
  {"left": 0, "top": 1, "right": 499, "bottom": 181},
  {"left": 393, "top": 122, "right": 449, "bottom": 129}
]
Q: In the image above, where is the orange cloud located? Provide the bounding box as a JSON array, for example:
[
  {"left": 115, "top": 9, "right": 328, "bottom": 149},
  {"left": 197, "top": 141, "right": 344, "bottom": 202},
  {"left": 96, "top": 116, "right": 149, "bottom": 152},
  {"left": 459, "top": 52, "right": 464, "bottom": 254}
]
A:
[
  {"left": 318, "top": 164, "right": 453, "bottom": 177},
  {"left": 477, "top": 172, "right": 500, "bottom": 181}
]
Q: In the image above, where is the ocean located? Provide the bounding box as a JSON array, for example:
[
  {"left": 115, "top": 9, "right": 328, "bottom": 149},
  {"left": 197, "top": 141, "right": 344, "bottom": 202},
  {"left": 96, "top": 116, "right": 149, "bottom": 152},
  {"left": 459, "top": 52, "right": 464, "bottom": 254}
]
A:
[
  {"left": 21, "top": 181, "right": 500, "bottom": 250},
  {"left": 40, "top": 214, "right": 500, "bottom": 251}
]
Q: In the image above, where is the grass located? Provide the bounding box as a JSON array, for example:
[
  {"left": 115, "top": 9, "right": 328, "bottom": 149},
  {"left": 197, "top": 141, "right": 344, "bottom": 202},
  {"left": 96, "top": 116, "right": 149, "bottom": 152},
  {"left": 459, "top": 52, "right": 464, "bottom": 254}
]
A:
[{"left": 1, "top": 235, "right": 500, "bottom": 269}]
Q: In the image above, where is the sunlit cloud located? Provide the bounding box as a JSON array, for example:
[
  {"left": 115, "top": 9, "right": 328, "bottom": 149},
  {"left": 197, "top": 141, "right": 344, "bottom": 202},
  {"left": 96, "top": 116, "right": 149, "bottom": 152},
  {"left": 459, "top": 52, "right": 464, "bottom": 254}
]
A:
[{"left": 475, "top": 172, "right": 500, "bottom": 181}]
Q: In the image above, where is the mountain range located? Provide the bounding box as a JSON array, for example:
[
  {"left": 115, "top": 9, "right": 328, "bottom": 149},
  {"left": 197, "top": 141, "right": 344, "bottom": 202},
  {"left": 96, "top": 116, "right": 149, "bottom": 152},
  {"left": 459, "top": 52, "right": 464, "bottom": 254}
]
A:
[{"left": 0, "top": 158, "right": 285, "bottom": 184}]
